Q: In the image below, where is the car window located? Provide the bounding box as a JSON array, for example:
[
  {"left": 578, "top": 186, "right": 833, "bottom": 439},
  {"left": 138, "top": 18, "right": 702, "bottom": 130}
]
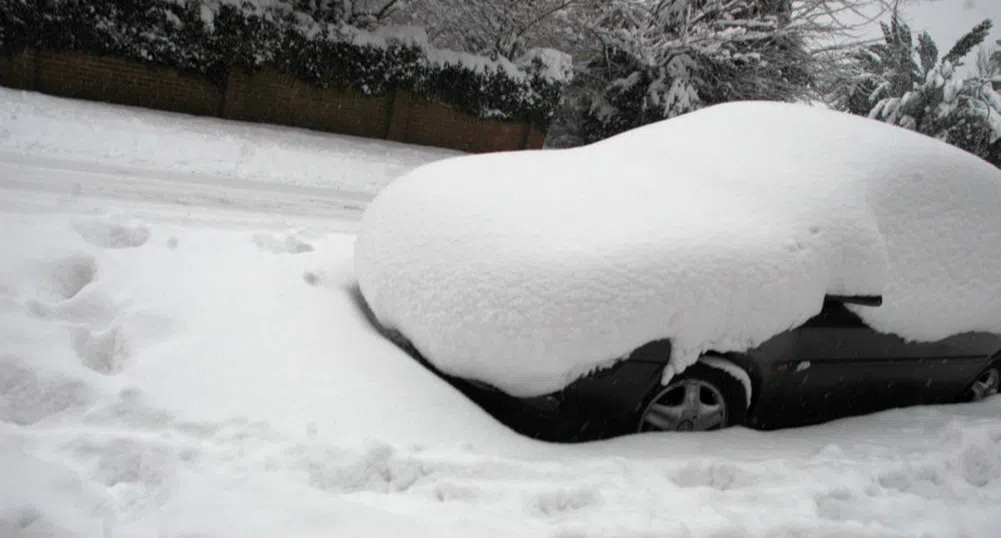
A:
[{"left": 803, "top": 300, "right": 868, "bottom": 328}]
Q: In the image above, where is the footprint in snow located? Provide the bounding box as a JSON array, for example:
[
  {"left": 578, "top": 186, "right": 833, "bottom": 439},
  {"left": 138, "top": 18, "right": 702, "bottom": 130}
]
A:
[
  {"left": 26, "top": 253, "right": 173, "bottom": 377},
  {"left": 296, "top": 441, "right": 426, "bottom": 495},
  {"left": 26, "top": 253, "right": 112, "bottom": 326},
  {"left": 668, "top": 460, "right": 762, "bottom": 491},
  {"left": 813, "top": 487, "right": 876, "bottom": 524},
  {"left": 0, "top": 356, "right": 95, "bottom": 425},
  {"left": 63, "top": 435, "right": 174, "bottom": 512},
  {"left": 251, "top": 231, "right": 314, "bottom": 254},
  {"left": 47, "top": 253, "right": 98, "bottom": 301},
  {"left": 532, "top": 487, "right": 603, "bottom": 517},
  {"left": 73, "top": 311, "right": 175, "bottom": 377},
  {"left": 71, "top": 217, "right": 151, "bottom": 249},
  {"left": 72, "top": 323, "right": 128, "bottom": 375},
  {"left": 302, "top": 271, "right": 321, "bottom": 286},
  {"left": 24, "top": 254, "right": 126, "bottom": 375}
]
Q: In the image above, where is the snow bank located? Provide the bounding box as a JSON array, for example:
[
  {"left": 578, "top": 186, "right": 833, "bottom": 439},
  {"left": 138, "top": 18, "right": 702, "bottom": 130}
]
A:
[
  {"left": 4, "top": 203, "right": 1001, "bottom": 538},
  {"left": 355, "top": 101, "right": 1001, "bottom": 397}
]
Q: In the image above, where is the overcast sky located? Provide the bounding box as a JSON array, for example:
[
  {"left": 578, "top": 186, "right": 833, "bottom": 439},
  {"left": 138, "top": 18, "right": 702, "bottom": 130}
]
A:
[{"left": 900, "top": 0, "right": 1000, "bottom": 50}]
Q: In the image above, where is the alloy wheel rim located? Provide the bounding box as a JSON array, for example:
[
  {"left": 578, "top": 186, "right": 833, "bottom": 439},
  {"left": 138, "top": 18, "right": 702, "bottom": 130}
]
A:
[
  {"left": 971, "top": 368, "right": 1001, "bottom": 402},
  {"left": 639, "top": 379, "right": 728, "bottom": 432}
]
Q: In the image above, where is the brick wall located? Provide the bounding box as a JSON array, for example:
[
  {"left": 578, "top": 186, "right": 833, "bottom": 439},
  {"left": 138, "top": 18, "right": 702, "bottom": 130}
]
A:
[
  {"left": 223, "top": 69, "right": 392, "bottom": 140},
  {"left": 392, "top": 90, "right": 528, "bottom": 153},
  {"left": 0, "top": 50, "right": 546, "bottom": 152},
  {"left": 34, "top": 51, "right": 223, "bottom": 117},
  {"left": 0, "top": 50, "right": 37, "bottom": 90}
]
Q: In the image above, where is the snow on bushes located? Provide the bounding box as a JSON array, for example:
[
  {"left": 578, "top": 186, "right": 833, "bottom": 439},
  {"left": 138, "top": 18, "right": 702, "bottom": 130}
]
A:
[
  {"left": 0, "top": 0, "right": 570, "bottom": 127},
  {"left": 355, "top": 101, "right": 1001, "bottom": 397}
]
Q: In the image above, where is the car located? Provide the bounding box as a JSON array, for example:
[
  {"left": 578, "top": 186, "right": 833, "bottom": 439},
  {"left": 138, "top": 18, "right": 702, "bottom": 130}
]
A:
[
  {"left": 355, "top": 101, "right": 1001, "bottom": 442},
  {"left": 385, "top": 294, "right": 1001, "bottom": 442}
]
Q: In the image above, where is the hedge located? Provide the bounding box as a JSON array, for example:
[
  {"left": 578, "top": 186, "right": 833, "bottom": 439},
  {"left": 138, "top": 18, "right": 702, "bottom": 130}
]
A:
[{"left": 0, "top": 0, "right": 569, "bottom": 128}]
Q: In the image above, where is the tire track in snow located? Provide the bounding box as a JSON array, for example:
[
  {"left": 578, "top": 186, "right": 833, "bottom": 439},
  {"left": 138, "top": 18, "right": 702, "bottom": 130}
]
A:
[{"left": 0, "top": 152, "right": 372, "bottom": 223}]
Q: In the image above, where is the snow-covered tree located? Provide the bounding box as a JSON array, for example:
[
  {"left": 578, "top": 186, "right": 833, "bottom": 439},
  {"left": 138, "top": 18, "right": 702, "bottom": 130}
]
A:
[
  {"left": 974, "top": 40, "right": 1001, "bottom": 82},
  {"left": 834, "top": 12, "right": 1001, "bottom": 167},
  {"left": 392, "top": 0, "right": 590, "bottom": 60},
  {"left": 563, "top": 0, "right": 813, "bottom": 144},
  {"left": 284, "top": 0, "right": 405, "bottom": 28},
  {"left": 973, "top": 41, "right": 1001, "bottom": 165}
]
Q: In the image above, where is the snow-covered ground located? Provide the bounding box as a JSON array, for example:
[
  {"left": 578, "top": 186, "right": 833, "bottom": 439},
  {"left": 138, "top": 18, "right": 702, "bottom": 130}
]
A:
[
  {"left": 2, "top": 88, "right": 1001, "bottom": 537},
  {"left": 0, "top": 88, "right": 460, "bottom": 194}
]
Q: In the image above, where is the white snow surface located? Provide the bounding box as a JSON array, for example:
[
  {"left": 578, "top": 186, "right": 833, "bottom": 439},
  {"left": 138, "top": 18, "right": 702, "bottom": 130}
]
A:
[
  {"left": 0, "top": 88, "right": 460, "bottom": 195},
  {"left": 3, "top": 90, "right": 1001, "bottom": 538},
  {"left": 356, "top": 101, "right": 1001, "bottom": 397}
]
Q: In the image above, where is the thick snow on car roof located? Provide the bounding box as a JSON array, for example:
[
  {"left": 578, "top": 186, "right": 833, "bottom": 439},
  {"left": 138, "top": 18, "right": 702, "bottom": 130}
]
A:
[{"left": 355, "top": 101, "right": 1001, "bottom": 397}]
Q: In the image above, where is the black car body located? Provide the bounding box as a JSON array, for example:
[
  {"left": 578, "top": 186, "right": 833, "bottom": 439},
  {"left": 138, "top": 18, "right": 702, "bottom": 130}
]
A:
[{"left": 393, "top": 296, "right": 1001, "bottom": 443}]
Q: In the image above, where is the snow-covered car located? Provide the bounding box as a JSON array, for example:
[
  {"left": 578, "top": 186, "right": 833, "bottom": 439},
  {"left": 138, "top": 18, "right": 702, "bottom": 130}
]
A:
[
  {"left": 355, "top": 101, "right": 1001, "bottom": 441},
  {"left": 405, "top": 295, "right": 1001, "bottom": 441}
]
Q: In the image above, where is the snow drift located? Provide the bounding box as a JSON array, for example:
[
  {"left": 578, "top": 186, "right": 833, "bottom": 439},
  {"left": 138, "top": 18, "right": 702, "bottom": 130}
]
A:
[{"left": 355, "top": 101, "right": 1001, "bottom": 397}]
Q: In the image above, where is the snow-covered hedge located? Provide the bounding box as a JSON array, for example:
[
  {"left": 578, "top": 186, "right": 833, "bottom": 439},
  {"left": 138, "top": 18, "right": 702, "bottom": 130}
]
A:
[{"left": 0, "top": 0, "right": 571, "bottom": 127}]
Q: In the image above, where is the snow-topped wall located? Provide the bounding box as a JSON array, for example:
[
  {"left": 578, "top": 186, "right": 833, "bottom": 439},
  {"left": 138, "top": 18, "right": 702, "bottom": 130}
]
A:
[{"left": 0, "top": 0, "right": 571, "bottom": 127}]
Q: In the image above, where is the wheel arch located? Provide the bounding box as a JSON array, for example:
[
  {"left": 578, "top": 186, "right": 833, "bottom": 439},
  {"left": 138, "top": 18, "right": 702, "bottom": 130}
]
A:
[
  {"left": 962, "top": 352, "right": 1001, "bottom": 402},
  {"left": 701, "top": 351, "right": 764, "bottom": 416}
]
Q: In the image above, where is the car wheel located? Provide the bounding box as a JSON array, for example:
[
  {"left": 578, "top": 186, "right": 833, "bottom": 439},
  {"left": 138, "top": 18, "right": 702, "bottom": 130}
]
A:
[
  {"left": 637, "top": 362, "right": 748, "bottom": 433},
  {"left": 965, "top": 359, "right": 1001, "bottom": 402}
]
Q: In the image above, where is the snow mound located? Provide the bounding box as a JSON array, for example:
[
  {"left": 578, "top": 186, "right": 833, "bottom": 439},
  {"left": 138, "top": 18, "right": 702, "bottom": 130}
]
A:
[
  {"left": 355, "top": 101, "right": 1001, "bottom": 397},
  {"left": 72, "top": 217, "right": 151, "bottom": 249}
]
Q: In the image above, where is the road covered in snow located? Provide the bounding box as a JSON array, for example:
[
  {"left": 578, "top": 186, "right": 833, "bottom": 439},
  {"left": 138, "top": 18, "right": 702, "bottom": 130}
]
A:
[{"left": 1, "top": 89, "right": 1000, "bottom": 538}]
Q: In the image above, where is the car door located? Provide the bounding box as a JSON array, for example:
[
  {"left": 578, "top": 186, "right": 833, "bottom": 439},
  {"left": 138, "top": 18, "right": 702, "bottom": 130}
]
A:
[
  {"left": 786, "top": 299, "right": 960, "bottom": 422},
  {"left": 897, "top": 331, "right": 1000, "bottom": 404}
]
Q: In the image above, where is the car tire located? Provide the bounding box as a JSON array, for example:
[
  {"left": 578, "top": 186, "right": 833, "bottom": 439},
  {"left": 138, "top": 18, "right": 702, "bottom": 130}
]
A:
[
  {"left": 636, "top": 362, "right": 748, "bottom": 433},
  {"left": 962, "top": 357, "right": 1001, "bottom": 402}
]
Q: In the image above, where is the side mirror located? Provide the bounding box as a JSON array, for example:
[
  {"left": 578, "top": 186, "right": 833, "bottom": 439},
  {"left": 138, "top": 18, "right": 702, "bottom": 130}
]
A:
[{"left": 825, "top": 294, "right": 883, "bottom": 307}]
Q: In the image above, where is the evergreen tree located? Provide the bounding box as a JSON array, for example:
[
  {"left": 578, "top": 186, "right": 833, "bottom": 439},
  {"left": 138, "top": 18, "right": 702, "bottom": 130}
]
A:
[
  {"left": 835, "top": 12, "right": 1000, "bottom": 167},
  {"left": 570, "top": 0, "right": 812, "bottom": 144}
]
